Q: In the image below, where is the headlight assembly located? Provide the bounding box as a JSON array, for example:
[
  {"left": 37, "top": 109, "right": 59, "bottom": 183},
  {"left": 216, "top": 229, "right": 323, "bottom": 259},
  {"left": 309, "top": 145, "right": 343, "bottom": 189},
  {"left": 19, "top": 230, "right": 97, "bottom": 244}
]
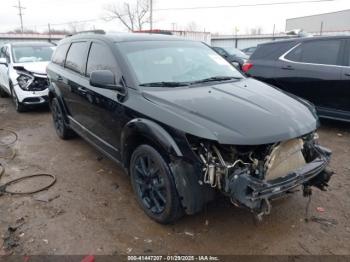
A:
[{"left": 17, "top": 73, "right": 34, "bottom": 90}]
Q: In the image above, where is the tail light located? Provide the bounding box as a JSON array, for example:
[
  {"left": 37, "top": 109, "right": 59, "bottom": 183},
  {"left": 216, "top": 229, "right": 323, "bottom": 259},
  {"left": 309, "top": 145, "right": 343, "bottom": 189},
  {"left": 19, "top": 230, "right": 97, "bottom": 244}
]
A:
[{"left": 242, "top": 62, "right": 253, "bottom": 73}]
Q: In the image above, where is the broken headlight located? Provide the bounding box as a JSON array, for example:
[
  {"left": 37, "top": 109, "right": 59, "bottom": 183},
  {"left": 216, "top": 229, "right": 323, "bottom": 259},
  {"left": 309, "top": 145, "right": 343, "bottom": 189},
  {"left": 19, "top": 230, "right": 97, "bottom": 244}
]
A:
[{"left": 17, "top": 72, "right": 34, "bottom": 90}]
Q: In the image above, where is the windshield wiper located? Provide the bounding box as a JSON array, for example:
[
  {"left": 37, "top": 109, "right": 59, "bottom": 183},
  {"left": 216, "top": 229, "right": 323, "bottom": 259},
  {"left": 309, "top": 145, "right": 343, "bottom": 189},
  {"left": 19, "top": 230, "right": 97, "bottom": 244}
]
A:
[
  {"left": 139, "top": 81, "right": 189, "bottom": 87},
  {"left": 189, "top": 76, "right": 242, "bottom": 85}
]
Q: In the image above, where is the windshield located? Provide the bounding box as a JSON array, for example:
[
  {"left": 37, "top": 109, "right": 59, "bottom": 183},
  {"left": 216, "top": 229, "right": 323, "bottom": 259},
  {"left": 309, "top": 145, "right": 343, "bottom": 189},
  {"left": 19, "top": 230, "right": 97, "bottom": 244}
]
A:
[
  {"left": 118, "top": 41, "right": 243, "bottom": 86},
  {"left": 222, "top": 47, "right": 248, "bottom": 58},
  {"left": 12, "top": 45, "right": 54, "bottom": 63}
]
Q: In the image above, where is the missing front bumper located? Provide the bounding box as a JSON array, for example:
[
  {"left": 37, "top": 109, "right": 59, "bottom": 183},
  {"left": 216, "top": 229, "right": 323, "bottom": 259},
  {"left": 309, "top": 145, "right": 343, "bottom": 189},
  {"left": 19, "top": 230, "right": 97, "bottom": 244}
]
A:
[{"left": 228, "top": 145, "right": 332, "bottom": 214}]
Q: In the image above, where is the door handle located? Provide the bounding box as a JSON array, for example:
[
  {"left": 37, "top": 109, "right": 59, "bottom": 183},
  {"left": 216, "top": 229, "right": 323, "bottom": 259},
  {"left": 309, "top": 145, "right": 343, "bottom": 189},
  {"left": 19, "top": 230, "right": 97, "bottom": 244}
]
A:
[
  {"left": 344, "top": 73, "right": 350, "bottom": 77},
  {"left": 77, "top": 86, "right": 88, "bottom": 95},
  {"left": 57, "top": 75, "right": 63, "bottom": 81},
  {"left": 281, "top": 65, "right": 294, "bottom": 70}
]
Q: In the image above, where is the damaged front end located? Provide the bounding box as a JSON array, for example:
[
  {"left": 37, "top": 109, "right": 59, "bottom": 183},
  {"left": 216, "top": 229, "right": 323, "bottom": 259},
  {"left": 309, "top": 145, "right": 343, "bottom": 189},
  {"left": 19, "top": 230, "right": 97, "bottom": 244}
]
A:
[
  {"left": 188, "top": 133, "right": 333, "bottom": 219},
  {"left": 14, "top": 66, "right": 49, "bottom": 92}
]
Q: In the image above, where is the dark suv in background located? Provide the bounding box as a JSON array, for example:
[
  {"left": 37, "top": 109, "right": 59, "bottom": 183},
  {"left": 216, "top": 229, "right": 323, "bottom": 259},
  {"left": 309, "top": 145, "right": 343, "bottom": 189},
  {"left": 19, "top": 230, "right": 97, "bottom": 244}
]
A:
[
  {"left": 46, "top": 31, "right": 332, "bottom": 224},
  {"left": 243, "top": 36, "right": 350, "bottom": 122},
  {"left": 212, "top": 46, "right": 248, "bottom": 69}
]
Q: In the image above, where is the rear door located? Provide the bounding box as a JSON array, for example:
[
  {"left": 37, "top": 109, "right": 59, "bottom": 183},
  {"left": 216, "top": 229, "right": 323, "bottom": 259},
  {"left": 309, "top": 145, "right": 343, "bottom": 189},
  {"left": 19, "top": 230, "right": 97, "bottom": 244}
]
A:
[{"left": 275, "top": 38, "right": 344, "bottom": 110}]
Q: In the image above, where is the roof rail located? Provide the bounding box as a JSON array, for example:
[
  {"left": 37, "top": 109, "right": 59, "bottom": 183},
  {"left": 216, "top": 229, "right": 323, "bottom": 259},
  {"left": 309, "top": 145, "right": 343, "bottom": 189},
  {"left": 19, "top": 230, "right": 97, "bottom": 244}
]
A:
[{"left": 66, "top": 30, "right": 106, "bottom": 37}]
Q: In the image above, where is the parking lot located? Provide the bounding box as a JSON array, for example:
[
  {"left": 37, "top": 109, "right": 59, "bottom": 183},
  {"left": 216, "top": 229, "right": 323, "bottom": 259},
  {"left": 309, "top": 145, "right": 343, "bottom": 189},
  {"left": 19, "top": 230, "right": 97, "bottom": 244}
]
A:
[{"left": 0, "top": 96, "right": 349, "bottom": 255}]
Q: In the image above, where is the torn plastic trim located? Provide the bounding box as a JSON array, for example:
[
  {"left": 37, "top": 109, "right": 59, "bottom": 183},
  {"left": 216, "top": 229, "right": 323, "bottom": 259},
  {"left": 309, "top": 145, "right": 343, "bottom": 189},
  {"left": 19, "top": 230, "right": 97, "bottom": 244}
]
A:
[{"left": 228, "top": 145, "right": 331, "bottom": 211}]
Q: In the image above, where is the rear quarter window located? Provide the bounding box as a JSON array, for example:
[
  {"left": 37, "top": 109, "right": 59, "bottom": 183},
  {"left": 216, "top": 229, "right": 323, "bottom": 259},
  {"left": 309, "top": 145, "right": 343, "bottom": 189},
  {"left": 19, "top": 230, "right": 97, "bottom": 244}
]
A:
[{"left": 250, "top": 41, "right": 295, "bottom": 60}]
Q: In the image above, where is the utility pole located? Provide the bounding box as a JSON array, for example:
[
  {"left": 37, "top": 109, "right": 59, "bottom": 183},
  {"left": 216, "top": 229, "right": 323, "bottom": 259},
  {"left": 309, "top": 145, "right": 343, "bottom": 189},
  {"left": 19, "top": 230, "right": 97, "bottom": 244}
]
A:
[
  {"left": 171, "top": 22, "right": 176, "bottom": 31},
  {"left": 272, "top": 24, "right": 275, "bottom": 40},
  {"left": 150, "top": 0, "right": 153, "bottom": 31},
  {"left": 13, "top": 0, "right": 26, "bottom": 33},
  {"left": 48, "top": 23, "right": 51, "bottom": 42}
]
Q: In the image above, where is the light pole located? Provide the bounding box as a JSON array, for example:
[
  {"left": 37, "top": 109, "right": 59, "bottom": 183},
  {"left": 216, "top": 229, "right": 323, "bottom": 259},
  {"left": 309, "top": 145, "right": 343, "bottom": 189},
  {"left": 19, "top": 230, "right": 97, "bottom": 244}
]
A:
[{"left": 13, "top": 0, "right": 26, "bottom": 33}]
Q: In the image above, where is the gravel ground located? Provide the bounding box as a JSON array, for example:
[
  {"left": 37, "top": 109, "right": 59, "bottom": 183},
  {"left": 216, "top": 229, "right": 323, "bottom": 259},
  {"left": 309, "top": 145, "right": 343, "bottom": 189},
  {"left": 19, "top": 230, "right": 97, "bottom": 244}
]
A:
[{"left": 0, "top": 96, "right": 349, "bottom": 255}]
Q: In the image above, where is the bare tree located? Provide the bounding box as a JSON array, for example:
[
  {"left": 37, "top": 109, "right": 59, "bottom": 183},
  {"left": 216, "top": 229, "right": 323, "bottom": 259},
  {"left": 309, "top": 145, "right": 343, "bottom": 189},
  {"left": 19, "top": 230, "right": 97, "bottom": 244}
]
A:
[{"left": 104, "top": 0, "right": 150, "bottom": 31}]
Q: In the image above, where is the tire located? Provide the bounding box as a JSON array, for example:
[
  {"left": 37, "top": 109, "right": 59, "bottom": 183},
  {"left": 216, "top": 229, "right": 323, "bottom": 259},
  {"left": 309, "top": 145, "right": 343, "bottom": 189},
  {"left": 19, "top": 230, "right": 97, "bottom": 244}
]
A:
[
  {"left": 130, "top": 144, "right": 184, "bottom": 224},
  {"left": 0, "top": 86, "right": 9, "bottom": 98},
  {"left": 50, "top": 97, "right": 75, "bottom": 139},
  {"left": 10, "top": 84, "right": 26, "bottom": 113}
]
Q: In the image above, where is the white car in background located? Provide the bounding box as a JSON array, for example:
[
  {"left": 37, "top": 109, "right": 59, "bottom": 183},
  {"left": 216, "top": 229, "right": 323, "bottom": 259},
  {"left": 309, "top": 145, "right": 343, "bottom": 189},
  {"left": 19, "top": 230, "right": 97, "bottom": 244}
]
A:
[{"left": 0, "top": 42, "right": 55, "bottom": 112}]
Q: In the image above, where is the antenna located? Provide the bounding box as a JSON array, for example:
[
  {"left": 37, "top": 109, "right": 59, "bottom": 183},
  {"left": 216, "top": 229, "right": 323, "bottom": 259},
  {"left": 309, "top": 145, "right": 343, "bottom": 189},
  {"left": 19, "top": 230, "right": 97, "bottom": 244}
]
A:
[{"left": 13, "top": 0, "right": 26, "bottom": 33}]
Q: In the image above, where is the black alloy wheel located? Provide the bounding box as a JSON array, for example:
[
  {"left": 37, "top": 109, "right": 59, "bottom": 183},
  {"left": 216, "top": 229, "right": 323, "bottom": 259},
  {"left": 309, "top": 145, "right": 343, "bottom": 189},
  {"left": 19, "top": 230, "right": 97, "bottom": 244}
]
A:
[{"left": 130, "top": 145, "right": 183, "bottom": 224}]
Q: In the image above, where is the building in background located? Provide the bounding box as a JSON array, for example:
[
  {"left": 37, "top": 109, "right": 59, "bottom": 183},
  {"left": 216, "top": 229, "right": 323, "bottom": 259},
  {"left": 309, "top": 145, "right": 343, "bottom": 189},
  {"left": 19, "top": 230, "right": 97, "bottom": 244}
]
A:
[
  {"left": 133, "top": 29, "right": 211, "bottom": 44},
  {"left": 0, "top": 33, "right": 63, "bottom": 46},
  {"left": 286, "top": 9, "right": 350, "bottom": 35}
]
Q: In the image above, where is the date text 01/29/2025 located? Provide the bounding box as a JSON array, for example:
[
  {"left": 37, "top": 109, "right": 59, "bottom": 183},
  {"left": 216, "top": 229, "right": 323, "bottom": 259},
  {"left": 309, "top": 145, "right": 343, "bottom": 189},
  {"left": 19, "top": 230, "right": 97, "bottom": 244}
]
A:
[{"left": 127, "top": 255, "right": 220, "bottom": 261}]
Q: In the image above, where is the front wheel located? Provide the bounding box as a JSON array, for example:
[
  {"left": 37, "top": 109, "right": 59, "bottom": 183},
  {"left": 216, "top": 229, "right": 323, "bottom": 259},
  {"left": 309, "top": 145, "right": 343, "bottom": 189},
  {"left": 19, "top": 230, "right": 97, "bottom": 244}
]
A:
[
  {"left": 130, "top": 145, "right": 183, "bottom": 224},
  {"left": 11, "top": 84, "right": 26, "bottom": 113}
]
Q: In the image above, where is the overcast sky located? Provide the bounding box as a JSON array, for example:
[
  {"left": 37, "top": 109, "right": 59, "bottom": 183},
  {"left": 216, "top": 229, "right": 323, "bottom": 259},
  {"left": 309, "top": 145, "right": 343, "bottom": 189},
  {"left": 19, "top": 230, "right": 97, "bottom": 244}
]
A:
[{"left": 0, "top": 0, "right": 349, "bottom": 35}]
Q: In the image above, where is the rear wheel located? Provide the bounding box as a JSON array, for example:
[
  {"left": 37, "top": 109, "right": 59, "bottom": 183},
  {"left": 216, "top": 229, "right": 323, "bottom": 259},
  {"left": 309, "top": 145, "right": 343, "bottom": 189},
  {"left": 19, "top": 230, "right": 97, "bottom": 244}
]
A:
[
  {"left": 130, "top": 145, "right": 183, "bottom": 224},
  {"left": 51, "top": 97, "right": 75, "bottom": 139},
  {"left": 10, "top": 84, "right": 26, "bottom": 113}
]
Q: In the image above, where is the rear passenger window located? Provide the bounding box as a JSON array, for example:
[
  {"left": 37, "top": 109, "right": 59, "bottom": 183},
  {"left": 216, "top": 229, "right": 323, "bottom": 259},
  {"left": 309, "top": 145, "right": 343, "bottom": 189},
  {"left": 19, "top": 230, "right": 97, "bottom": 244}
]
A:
[
  {"left": 65, "top": 42, "right": 88, "bottom": 74},
  {"left": 52, "top": 43, "right": 69, "bottom": 66},
  {"left": 301, "top": 40, "right": 341, "bottom": 65},
  {"left": 286, "top": 40, "right": 341, "bottom": 65},
  {"left": 86, "top": 43, "right": 118, "bottom": 77}
]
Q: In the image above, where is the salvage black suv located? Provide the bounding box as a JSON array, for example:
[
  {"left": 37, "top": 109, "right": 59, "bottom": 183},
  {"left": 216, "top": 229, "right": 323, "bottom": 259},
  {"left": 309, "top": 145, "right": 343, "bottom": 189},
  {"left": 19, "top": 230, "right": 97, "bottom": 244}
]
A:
[{"left": 47, "top": 31, "right": 333, "bottom": 224}]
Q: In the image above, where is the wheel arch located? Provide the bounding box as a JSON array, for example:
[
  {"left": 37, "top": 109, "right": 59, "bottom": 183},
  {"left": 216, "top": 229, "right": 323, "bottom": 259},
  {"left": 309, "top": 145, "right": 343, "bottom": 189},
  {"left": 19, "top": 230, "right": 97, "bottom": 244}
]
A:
[
  {"left": 121, "top": 118, "right": 215, "bottom": 215},
  {"left": 121, "top": 118, "right": 183, "bottom": 170}
]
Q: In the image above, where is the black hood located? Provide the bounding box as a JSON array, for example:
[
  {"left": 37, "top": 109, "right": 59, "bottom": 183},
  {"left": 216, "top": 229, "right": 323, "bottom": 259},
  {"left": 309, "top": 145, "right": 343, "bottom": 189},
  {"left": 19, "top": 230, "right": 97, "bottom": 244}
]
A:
[{"left": 141, "top": 78, "right": 318, "bottom": 145}]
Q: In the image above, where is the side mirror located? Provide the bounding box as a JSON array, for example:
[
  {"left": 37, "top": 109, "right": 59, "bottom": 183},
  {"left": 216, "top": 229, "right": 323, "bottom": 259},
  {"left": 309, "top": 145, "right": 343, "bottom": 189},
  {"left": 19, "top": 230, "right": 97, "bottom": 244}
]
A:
[
  {"left": 90, "top": 70, "right": 125, "bottom": 93},
  {"left": 0, "top": 58, "right": 7, "bottom": 66}
]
